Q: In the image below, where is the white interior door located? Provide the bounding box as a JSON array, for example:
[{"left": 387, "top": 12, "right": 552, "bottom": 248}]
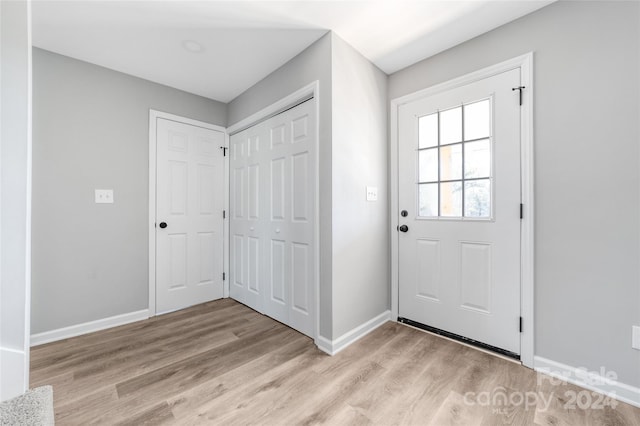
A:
[
  {"left": 398, "top": 69, "right": 522, "bottom": 355},
  {"left": 230, "top": 99, "right": 316, "bottom": 338},
  {"left": 156, "top": 117, "right": 225, "bottom": 314}
]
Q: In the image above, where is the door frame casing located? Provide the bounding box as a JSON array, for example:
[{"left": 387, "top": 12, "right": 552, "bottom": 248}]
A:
[
  {"left": 227, "top": 81, "right": 320, "bottom": 343},
  {"left": 389, "top": 53, "right": 535, "bottom": 367},
  {"left": 148, "top": 110, "right": 228, "bottom": 317}
]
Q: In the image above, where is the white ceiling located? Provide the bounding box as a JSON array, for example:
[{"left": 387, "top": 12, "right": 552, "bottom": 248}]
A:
[{"left": 32, "top": 1, "right": 553, "bottom": 103}]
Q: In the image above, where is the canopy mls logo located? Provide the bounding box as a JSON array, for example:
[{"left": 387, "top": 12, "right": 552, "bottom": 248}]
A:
[{"left": 463, "top": 367, "right": 620, "bottom": 415}]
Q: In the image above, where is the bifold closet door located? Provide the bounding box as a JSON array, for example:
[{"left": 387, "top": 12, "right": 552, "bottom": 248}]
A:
[{"left": 230, "top": 99, "right": 316, "bottom": 338}]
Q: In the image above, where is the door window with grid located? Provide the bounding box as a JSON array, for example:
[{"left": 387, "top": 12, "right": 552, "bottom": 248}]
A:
[{"left": 418, "top": 98, "right": 492, "bottom": 218}]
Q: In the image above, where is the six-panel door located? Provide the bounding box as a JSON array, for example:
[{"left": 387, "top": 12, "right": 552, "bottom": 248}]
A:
[{"left": 156, "top": 118, "right": 225, "bottom": 314}]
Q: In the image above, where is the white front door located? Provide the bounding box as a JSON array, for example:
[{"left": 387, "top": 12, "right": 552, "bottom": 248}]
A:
[
  {"left": 398, "top": 69, "right": 522, "bottom": 355},
  {"left": 230, "top": 99, "right": 316, "bottom": 338},
  {"left": 155, "top": 117, "right": 225, "bottom": 314}
]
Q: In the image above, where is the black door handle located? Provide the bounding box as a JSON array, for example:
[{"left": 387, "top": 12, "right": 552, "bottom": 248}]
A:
[
  {"left": 398, "top": 224, "right": 409, "bottom": 232},
  {"left": 159, "top": 222, "right": 168, "bottom": 229}
]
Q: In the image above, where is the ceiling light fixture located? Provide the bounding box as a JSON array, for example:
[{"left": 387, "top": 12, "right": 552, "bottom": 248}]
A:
[{"left": 182, "top": 40, "right": 204, "bottom": 53}]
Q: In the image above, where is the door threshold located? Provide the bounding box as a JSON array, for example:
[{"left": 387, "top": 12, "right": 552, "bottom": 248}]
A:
[{"left": 397, "top": 317, "right": 520, "bottom": 363}]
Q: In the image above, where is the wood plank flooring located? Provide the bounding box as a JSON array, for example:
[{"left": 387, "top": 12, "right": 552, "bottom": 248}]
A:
[{"left": 31, "top": 299, "right": 640, "bottom": 425}]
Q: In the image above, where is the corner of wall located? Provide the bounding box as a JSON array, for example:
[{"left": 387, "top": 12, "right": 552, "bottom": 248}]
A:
[
  {"left": 0, "top": 0, "right": 32, "bottom": 402},
  {"left": 329, "top": 31, "right": 390, "bottom": 340},
  {"left": 317, "top": 310, "right": 391, "bottom": 356}
]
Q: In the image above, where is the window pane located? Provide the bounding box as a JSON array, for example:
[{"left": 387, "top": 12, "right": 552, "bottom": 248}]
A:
[
  {"left": 440, "top": 107, "right": 462, "bottom": 145},
  {"left": 419, "top": 148, "right": 438, "bottom": 182},
  {"left": 440, "top": 181, "right": 462, "bottom": 217},
  {"left": 464, "top": 139, "right": 491, "bottom": 179},
  {"left": 440, "top": 144, "right": 462, "bottom": 181},
  {"left": 419, "top": 113, "right": 438, "bottom": 148},
  {"left": 419, "top": 183, "right": 438, "bottom": 217},
  {"left": 464, "top": 99, "right": 490, "bottom": 141},
  {"left": 464, "top": 179, "right": 491, "bottom": 217}
]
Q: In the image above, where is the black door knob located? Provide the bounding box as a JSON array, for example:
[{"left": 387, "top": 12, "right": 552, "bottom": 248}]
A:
[
  {"left": 159, "top": 222, "right": 168, "bottom": 229},
  {"left": 399, "top": 224, "right": 409, "bottom": 232}
]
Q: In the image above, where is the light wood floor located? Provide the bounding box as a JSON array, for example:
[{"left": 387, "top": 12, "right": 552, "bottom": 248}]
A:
[{"left": 31, "top": 299, "right": 640, "bottom": 425}]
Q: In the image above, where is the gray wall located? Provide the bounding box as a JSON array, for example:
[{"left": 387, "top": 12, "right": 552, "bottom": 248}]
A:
[
  {"left": 228, "top": 33, "right": 335, "bottom": 338},
  {"left": 228, "top": 33, "right": 390, "bottom": 340},
  {"left": 389, "top": 0, "right": 640, "bottom": 387},
  {"left": 31, "top": 48, "right": 227, "bottom": 334},
  {"left": 0, "top": 0, "right": 32, "bottom": 401},
  {"left": 330, "top": 34, "right": 389, "bottom": 338}
]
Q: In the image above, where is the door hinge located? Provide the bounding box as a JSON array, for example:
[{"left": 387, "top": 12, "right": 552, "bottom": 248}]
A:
[
  {"left": 220, "top": 146, "right": 228, "bottom": 156},
  {"left": 223, "top": 272, "right": 226, "bottom": 281},
  {"left": 512, "top": 86, "right": 526, "bottom": 106},
  {"left": 520, "top": 203, "right": 524, "bottom": 219},
  {"left": 519, "top": 316, "right": 523, "bottom": 333},
  {"left": 223, "top": 210, "right": 226, "bottom": 219}
]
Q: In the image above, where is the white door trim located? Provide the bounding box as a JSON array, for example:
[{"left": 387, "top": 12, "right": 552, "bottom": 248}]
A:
[
  {"left": 226, "top": 82, "right": 318, "bottom": 136},
  {"left": 390, "top": 53, "right": 535, "bottom": 367},
  {"left": 148, "top": 110, "right": 228, "bottom": 317},
  {"left": 223, "top": 131, "right": 230, "bottom": 298},
  {"left": 227, "top": 81, "right": 321, "bottom": 343}
]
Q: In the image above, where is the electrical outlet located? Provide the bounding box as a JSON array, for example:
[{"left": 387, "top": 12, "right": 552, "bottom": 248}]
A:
[
  {"left": 95, "top": 189, "right": 114, "bottom": 204},
  {"left": 633, "top": 326, "right": 640, "bottom": 350},
  {"left": 366, "top": 186, "right": 378, "bottom": 201}
]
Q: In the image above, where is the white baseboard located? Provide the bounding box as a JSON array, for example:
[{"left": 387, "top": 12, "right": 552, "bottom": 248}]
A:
[
  {"left": 315, "top": 310, "right": 391, "bottom": 356},
  {"left": 0, "top": 347, "right": 27, "bottom": 401},
  {"left": 315, "top": 335, "right": 333, "bottom": 355},
  {"left": 534, "top": 356, "right": 640, "bottom": 409},
  {"left": 30, "top": 309, "right": 150, "bottom": 347}
]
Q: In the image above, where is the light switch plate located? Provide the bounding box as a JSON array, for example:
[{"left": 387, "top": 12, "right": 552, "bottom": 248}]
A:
[
  {"left": 366, "top": 186, "right": 378, "bottom": 201},
  {"left": 95, "top": 189, "right": 114, "bottom": 204},
  {"left": 633, "top": 326, "right": 640, "bottom": 350}
]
